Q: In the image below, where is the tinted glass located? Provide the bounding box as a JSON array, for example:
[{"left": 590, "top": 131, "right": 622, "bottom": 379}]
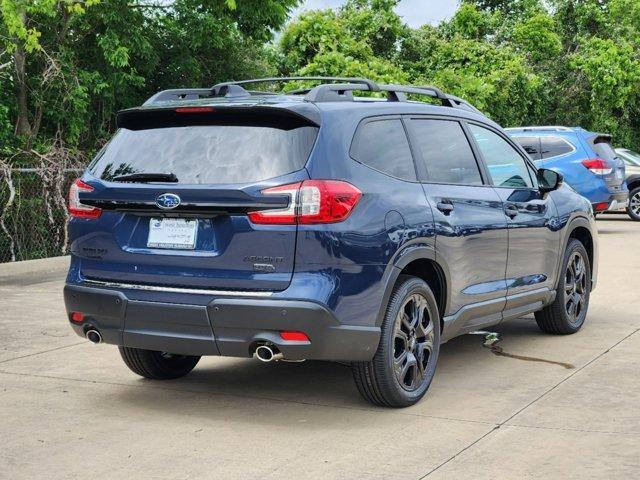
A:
[
  {"left": 407, "top": 119, "right": 482, "bottom": 185},
  {"left": 470, "top": 125, "right": 533, "bottom": 188},
  {"left": 540, "top": 136, "right": 574, "bottom": 159},
  {"left": 90, "top": 125, "right": 319, "bottom": 184},
  {"left": 514, "top": 136, "right": 541, "bottom": 160},
  {"left": 350, "top": 119, "right": 416, "bottom": 181}
]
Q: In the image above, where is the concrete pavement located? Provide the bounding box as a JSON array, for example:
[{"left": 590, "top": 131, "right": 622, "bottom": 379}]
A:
[{"left": 1, "top": 214, "right": 638, "bottom": 479}]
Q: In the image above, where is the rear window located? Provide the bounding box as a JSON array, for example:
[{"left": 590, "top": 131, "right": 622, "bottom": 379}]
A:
[
  {"left": 513, "top": 136, "right": 541, "bottom": 160},
  {"left": 89, "top": 125, "right": 318, "bottom": 184},
  {"left": 350, "top": 119, "right": 417, "bottom": 181},
  {"left": 540, "top": 136, "right": 574, "bottom": 159}
]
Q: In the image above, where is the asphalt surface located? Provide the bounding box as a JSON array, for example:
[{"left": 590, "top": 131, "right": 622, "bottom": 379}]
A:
[{"left": 1, "top": 214, "right": 638, "bottom": 479}]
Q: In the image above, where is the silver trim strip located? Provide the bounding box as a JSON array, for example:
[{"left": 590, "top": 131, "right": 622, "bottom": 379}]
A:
[
  {"left": 82, "top": 279, "right": 273, "bottom": 297},
  {"left": 505, "top": 126, "right": 573, "bottom": 132}
]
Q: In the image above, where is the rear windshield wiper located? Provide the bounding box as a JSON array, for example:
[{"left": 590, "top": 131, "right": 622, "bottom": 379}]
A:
[{"left": 111, "top": 172, "right": 179, "bottom": 183}]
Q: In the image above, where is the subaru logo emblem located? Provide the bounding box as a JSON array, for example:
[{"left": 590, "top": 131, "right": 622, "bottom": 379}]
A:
[{"left": 156, "top": 193, "right": 181, "bottom": 210}]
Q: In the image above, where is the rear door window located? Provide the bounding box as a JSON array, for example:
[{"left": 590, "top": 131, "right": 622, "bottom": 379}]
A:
[
  {"left": 350, "top": 118, "right": 417, "bottom": 181},
  {"left": 469, "top": 124, "right": 533, "bottom": 188},
  {"left": 540, "top": 136, "right": 574, "bottom": 159},
  {"left": 90, "top": 125, "right": 319, "bottom": 184},
  {"left": 406, "top": 119, "right": 483, "bottom": 185},
  {"left": 513, "top": 136, "right": 542, "bottom": 160}
]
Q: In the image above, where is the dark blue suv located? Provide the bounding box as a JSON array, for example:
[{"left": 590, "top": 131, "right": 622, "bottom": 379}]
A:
[{"left": 64, "top": 78, "right": 598, "bottom": 407}]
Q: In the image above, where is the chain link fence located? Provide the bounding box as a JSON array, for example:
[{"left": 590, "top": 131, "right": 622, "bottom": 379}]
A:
[{"left": 0, "top": 167, "right": 83, "bottom": 263}]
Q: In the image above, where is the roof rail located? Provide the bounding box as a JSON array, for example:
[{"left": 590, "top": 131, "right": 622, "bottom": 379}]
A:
[
  {"left": 144, "top": 88, "right": 213, "bottom": 105},
  {"left": 303, "top": 81, "right": 483, "bottom": 114},
  {"left": 211, "top": 76, "right": 380, "bottom": 92},
  {"left": 144, "top": 77, "right": 483, "bottom": 116},
  {"left": 504, "top": 126, "right": 573, "bottom": 132}
]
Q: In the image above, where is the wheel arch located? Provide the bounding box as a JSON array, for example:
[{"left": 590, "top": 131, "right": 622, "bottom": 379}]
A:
[
  {"left": 376, "top": 245, "right": 450, "bottom": 333},
  {"left": 626, "top": 175, "right": 640, "bottom": 191},
  {"left": 557, "top": 215, "right": 596, "bottom": 291},
  {"left": 568, "top": 224, "right": 594, "bottom": 275}
]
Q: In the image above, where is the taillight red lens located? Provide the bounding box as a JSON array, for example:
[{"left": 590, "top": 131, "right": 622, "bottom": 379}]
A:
[
  {"left": 70, "top": 312, "right": 84, "bottom": 323},
  {"left": 594, "top": 202, "right": 609, "bottom": 212},
  {"left": 247, "top": 180, "right": 361, "bottom": 225},
  {"left": 298, "top": 180, "right": 362, "bottom": 224},
  {"left": 68, "top": 179, "right": 102, "bottom": 219},
  {"left": 280, "top": 331, "right": 309, "bottom": 342},
  {"left": 247, "top": 182, "right": 301, "bottom": 225},
  {"left": 581, "top": 158, "right": 613, "bottom": 175}
]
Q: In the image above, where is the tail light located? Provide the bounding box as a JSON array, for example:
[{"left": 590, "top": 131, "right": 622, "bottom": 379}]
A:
[
  {"left": 581, "top": 158, "right": 613, "bottom": 175},
  {"left": 280, "top": 331, "right": 310, "bottom": 342},
  {"left": 248, "top": 180, "right": 362, "bottom": 225},
  {"left": 69, "top": 179, "right": 102, "bottom": 219}
]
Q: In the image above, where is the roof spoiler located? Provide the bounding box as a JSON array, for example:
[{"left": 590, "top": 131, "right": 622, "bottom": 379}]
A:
[{"left": 116, "top": 105, "right": 320, "bottom": 131}]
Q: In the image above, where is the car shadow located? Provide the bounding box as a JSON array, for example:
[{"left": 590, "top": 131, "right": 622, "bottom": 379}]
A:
[
  {"left": 597, "top": 215, "right": 631, "bottom": 222},
  {"left": 111, "top": 316, "right": 547, "bottom": 424}
]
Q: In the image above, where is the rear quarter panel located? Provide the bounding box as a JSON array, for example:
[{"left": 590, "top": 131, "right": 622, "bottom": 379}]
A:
[{"left": 292, "top": 110, "right": 435, "bottom": 327}]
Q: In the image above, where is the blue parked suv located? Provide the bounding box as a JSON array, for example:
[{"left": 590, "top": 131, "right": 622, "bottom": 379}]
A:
[
  {"left": 506, "top": 126, "right": 627, "bottom": 213},
  {"left": 64, "top": 78, "right": 598, "bottom": 407}
]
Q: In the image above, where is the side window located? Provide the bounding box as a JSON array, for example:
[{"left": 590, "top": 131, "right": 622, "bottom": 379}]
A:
[
  {"left": 407, "top": 119, "right": 483, "bottom": 185},
  {"left": 350, "top": 119, "right": 417, "bottom": 181},
  {"left": 513, "top": 136, "right": 542, "bottom": 160},
  {"left": 469, "top": 124, "right": 533, "bottom": 188},
  {"left": 540, "top": 136, "right": 574, "bottom": 159}
]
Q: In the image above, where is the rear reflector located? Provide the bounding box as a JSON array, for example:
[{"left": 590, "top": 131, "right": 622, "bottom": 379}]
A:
[
  {"left": 594, "top": 202, "right": 609, "bottom": 212},
  {"left": 69, "top": 179, "right": 102, "bottom": 219},
  {"left": 70, "top": 312, "right": 84, "bottom": 323},
  {"left": 248, "top": 180, "right": 362, "bottom": 225},
  {"left": 582, "top": 158, "right": 613, "bottom": 175},
  {"left": 280, "top": 331, "right": 309, "bottom": 342},
  {"left": 175, "top": 106, "right": 215, "bottom": 114}
]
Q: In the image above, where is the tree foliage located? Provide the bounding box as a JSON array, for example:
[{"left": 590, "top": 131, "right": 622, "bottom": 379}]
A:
[
  {"left": 279, "top": 0, "right": 640, "bottom": 150},
  {"left": 2, "top": 0, "right": 640, "bottom": 161},
  {"left": 0, "top": 0, "right": 299, "bottom": 156}
]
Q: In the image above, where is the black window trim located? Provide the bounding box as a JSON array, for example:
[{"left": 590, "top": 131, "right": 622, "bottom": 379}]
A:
[
  {"left": 465, "top": 120, "right": 539, "bottom": 190},
  {"left": 402, "top": 114, "right": 491, "bottom": 187},
  {"left": 539, "top": 135, "right": 576, "bottom": 161},
  {"left": 349, "top": 115, "right": 420, "bottom": 183}
]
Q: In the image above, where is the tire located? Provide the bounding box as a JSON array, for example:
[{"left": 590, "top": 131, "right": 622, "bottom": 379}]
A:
[
  {"left": 119, "top": 347, "right": 200, "bottom": 380},
  {"left": 535, "top": 238, "right": 591, "bottom": 335},
  {"left": 627, "top": 187, "right": 640, "bottom": 221},
  {"left": 352, "top": 275, "right": 441, "bottom": 408}
]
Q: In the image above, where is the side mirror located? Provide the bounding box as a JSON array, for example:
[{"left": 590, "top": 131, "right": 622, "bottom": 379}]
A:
[{"left": 537, "top": 168, "right": 563, "bottom": 193}]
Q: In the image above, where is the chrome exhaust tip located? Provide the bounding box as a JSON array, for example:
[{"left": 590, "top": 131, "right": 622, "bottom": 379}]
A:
[
  {"left": 86, "top": 329, "right": 102, "bottom": 344},
  {"left": 254, "top": 345, "right": 284, "bottom": 363}
]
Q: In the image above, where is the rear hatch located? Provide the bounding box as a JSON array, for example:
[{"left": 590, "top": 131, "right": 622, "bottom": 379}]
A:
[
  {"left": 71, "top": 105, "right": 319, "bottom": 291},
  {"left": 585, "top": 134, "right": 626, "bottom": 189}
]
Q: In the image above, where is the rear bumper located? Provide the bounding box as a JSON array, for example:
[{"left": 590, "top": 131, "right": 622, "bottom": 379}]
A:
[
  {"left": 64, "top": 284, "right": 380, "bottom": 361},
  {"left": 593, "top": 191, "right": 628, "bottom": 211},
  {"left": 605, "top": 195, "right": 629, "bottom": 212}
]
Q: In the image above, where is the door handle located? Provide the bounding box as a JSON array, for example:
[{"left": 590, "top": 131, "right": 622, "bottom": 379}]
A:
[
  {"left": 504, "top": 203, "right": 519, "bottom": 219},
  {"left": 437, "top": 200, "right": 454, "bottom": 215}
]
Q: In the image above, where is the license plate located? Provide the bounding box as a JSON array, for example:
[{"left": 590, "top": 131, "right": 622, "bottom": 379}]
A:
[{"left": 147, "top": 218, "right": 197, "bottom": 250}]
